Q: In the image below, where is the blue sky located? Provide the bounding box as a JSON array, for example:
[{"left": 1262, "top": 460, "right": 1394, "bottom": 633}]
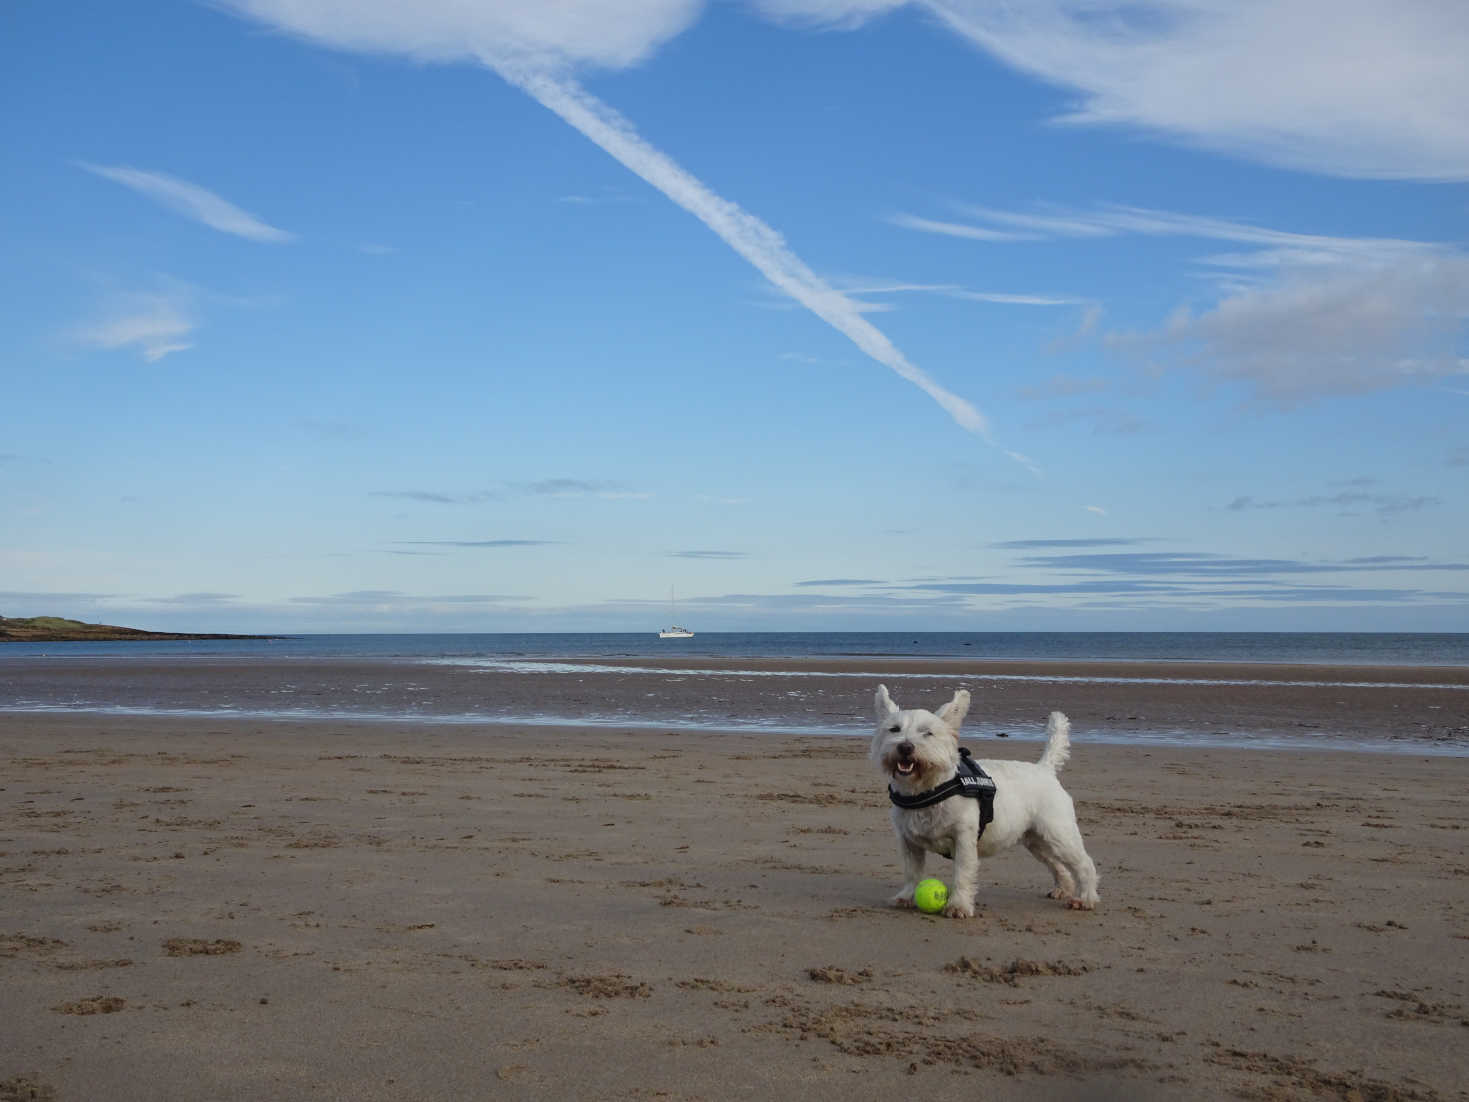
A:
[{"left": 3, "top": 0, "right": 1467, "bottom": 633}]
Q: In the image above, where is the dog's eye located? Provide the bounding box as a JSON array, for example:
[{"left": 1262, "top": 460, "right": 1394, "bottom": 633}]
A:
[
  {"left": 921, "top": 730, "right": 931, "bottom": 737},
  {"left": 888, "top": 725, "right": 900, "bottom": 733}
]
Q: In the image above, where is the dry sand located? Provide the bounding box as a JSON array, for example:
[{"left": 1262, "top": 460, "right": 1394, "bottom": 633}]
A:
[{"left": 2, "top": 712, "right": 1466, "bottom": 1101}]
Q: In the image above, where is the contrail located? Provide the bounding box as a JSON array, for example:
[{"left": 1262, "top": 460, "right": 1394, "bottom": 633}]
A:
[{"left": 495, "top": 62, "right": 996, "bottom": 441}]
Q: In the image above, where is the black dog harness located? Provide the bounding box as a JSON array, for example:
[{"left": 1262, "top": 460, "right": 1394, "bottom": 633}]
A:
[{"left": 888, "top": 748, "right": 997, "bottom": 837}]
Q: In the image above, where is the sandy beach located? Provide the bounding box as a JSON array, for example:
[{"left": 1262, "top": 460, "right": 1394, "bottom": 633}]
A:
[{"left": 2, "top": 693, "right": 1467, "bottom": 1099}]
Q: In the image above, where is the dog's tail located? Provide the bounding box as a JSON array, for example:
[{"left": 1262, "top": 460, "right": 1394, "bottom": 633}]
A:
[{"left": 1037, "top": 711, "right": 1072, "bottom": 773}]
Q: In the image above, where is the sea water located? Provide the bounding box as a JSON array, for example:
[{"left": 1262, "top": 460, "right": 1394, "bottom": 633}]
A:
[{"left": 4, "top": 631, "right": 1468, "bottom": 665}]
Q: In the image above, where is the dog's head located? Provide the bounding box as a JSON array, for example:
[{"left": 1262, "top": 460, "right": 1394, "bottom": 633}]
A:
[{"left": 870, "top": 684, "right": 970, "bottom": 793}]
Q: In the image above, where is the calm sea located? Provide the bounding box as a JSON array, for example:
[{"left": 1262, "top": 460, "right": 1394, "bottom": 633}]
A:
[{"left": 4, "top": 630, "right": 1468, "bottom": 665}]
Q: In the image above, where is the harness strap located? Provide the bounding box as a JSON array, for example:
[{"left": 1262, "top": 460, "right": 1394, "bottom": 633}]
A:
[{"left": 887, "top": 748, "right": 996, "bottom": 836}]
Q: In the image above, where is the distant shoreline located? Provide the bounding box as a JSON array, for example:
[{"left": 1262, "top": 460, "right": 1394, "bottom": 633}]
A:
[{"left": 0, "top": 616, "right": 275, "bottom": 644}]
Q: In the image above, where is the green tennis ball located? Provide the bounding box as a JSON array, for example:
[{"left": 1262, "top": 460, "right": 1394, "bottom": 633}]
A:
[{"left": 913, "top": 879, "right": 948, "bottom": 914}]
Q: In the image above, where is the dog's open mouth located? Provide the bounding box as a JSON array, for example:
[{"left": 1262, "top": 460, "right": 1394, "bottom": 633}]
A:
[{"left": 893, "top": 760, "right": 917, "bottom": 778}]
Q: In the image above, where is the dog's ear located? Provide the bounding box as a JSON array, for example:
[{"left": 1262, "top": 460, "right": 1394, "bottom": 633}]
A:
[
  {"left": 871, "top": 684, "right": 901, "bottom": 762},
  {"left": 935, "top": 689, "right": 970, "bottom": 734},
  {"left": 875, "top": 684, "right": 899, "bottom": 722}
]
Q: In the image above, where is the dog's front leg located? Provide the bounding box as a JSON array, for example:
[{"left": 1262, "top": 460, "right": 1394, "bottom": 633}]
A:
[
  {"left": 893, "top": 835, "right": 926, "bottom": 908},
  {"left": 944, "top": 831, "right": 979, "bottom": 918}
]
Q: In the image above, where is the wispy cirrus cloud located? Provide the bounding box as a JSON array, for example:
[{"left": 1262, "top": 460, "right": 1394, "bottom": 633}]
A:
[
  {"left": 670, "top": 550, "right": 748, "bottom": 559},
  {"left": 75, "top": 289, "right": 197, "bottom": 362},
  {"left": 77, "top": 162, "right": 295, "bottom": 242},
  {"left": 886, "top": 214, "right": 1032, "bottom": 243},
  {"left": 895, "top": 202, "right": 1441, "bottom": 271},
  {"left": 836, "top": 278, "right": 1088, "bottom": 310}
]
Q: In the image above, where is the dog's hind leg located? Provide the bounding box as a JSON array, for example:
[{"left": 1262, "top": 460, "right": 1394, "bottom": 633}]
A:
[
  {"left": 1054, "top": 827, "right": 1100, "bottom": 910},
  {"left": 1033, "top": 815, "right": 1100, "bottom": 910},
  {"left": 1023, "top": 832, "right": 1076, "bottom": 900}
]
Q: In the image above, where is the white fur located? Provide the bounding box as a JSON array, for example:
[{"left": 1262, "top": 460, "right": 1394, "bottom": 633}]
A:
[{"left": 871, "top": 684, "right": 1100, "bottom": 918}]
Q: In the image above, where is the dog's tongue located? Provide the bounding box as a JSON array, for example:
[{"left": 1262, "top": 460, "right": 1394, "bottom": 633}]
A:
[{"left": 895, "top": 761, "right": 916, "bottom": 776}]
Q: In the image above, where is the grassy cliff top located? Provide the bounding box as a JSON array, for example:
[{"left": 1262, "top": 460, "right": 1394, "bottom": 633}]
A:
[{"left": 0, "top": 616, "right": 271, "bottom": 642}]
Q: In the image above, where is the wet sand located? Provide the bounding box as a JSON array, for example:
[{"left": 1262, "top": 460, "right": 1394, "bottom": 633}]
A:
[
  {"left": 2, "top": 711, "right": 1466, "bottom": 1100},
  {"left": 4, "top": 656, "right": 1468, "bottom": 749}
]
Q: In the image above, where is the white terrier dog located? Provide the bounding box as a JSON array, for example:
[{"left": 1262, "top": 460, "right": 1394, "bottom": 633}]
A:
[{"left": 871, "top": 684, "right": 1100, "bottom": 918}]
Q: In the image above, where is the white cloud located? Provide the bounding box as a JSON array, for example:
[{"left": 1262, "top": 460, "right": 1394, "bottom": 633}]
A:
[
  {"left": 1084, "top": 505, "right": 1107, "bottom": 515},
  {"left": 219, "top": 0, "right": 702, "bottom": 71},
  {"left": 1142, "top": 256, "right": 1469, "bottom": 400},
  {"left": 77, "top": 162, "right": 295, "bottom": 242},
  {"left": 77, "top": 291, "right": 197, "bottom": 362},
  {"left": 760, "top": 0, "right": 1469, "bottom": 180}
]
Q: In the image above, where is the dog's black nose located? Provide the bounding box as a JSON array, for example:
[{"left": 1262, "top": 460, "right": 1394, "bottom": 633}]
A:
[{"left": 897, "top": 741, "right": 914, "bottom": 759}]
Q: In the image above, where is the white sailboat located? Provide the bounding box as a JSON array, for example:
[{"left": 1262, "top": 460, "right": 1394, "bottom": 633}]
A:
[{"left": 657, "top": 588, "right": 694, "bottom": 639}]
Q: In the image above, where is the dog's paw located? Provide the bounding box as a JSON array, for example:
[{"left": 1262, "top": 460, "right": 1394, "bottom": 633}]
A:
[
  {"left": 1065, "top": 896, "right": 1097, "bottom": 911},
  {"left": 942, "top": 899, "right": 975, "bottom": 919},
  {"left": 892, "top": 893, "right": 917, "bottom": 909}
]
